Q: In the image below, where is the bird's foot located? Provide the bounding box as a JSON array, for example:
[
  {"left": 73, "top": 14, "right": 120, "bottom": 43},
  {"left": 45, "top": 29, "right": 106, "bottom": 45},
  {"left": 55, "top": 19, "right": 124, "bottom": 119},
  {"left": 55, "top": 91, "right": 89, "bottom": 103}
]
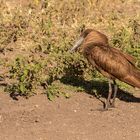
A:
[
  {"left": 108, "top": 100, "right": 116, "bottom": 108},
  {"left": 103, "top": 103, "right": 110, "bottom": 111}
]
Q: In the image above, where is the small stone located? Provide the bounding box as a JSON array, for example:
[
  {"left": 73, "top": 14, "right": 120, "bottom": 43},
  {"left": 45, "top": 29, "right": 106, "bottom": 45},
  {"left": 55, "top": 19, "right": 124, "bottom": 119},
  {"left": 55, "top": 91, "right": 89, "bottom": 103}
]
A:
[
  {"left": 35, "top": 118, "right": 39, "bottom": 123},
  {"left": 48, "top": 121, "right": 52, "bottom": 124},
  {"left": 34, "top": 105, "right": 39, "bottom": 108}
]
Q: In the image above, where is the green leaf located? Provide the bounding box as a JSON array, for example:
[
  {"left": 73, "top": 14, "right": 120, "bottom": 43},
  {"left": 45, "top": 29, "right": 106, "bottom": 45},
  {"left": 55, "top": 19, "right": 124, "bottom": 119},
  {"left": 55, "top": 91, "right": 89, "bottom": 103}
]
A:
[
  {"left": 19, "top": 83, "right": 26, "bottom": 93},
  {"left": 47, "top": 92, "right": 54, "bottom": 101},
  {"left": 64, "top": 93, "right": 71, "bottom": 98}
]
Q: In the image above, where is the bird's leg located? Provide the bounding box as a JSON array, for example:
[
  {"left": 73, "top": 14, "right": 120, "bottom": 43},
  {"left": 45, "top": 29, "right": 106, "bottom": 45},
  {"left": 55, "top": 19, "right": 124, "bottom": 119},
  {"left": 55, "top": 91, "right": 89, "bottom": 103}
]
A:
[
  {"left": 104, "top": 80, "right": 112, "bottom": 110},
  {"left": 111, "top": 80, "right": 118, "bottom": 108}
]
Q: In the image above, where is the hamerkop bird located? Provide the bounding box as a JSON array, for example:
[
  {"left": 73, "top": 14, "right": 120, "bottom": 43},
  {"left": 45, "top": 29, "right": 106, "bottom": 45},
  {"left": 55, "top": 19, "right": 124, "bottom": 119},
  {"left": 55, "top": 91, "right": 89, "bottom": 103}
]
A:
[{"left": 70, "top": 29, "right": 140, "bottom": 110}]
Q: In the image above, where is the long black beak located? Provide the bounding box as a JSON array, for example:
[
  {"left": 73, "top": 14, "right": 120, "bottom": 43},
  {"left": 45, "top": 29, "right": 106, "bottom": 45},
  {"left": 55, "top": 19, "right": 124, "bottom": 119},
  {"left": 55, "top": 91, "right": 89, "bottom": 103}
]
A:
[{"left": 70, "top": 37, "right": 84, "bottom": 53}]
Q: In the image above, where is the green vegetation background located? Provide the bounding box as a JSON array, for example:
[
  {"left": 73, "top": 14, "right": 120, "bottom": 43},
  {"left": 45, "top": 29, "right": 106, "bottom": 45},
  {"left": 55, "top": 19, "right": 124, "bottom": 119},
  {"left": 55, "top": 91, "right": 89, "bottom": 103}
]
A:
[{"left": 0, "top": 0, "right": 140, "bottom": 100}]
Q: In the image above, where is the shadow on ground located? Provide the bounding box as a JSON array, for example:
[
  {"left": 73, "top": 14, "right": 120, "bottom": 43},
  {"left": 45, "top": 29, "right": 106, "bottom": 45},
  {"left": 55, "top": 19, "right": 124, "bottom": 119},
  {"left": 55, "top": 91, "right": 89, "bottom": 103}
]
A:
[
  {"left": 60, "top": 76, "right": 140, "bottom": 103},
  {"left": 1, "top": 75, "right": 140, "bottom": 103}
]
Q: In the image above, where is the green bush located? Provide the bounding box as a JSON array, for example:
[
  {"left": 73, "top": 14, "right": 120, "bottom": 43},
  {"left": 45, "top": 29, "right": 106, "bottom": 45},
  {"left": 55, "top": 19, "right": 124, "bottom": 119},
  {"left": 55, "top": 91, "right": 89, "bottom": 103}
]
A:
[{"left": 6, "top": 57, "right": 43, "bottom": 97}]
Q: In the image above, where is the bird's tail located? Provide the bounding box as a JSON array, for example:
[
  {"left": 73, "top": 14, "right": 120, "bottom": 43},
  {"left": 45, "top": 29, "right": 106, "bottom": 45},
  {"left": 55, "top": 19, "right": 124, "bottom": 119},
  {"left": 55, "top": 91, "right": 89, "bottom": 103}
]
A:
[{"left": 123, "top": 69, "right": 140, "bottom": 88}]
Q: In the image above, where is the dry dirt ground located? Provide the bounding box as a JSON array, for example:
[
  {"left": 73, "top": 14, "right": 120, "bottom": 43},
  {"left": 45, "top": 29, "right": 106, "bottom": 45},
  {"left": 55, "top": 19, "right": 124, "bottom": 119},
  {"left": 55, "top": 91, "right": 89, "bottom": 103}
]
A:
[{"left": 0, "top": 89, "right": 140, "bottom": 140}]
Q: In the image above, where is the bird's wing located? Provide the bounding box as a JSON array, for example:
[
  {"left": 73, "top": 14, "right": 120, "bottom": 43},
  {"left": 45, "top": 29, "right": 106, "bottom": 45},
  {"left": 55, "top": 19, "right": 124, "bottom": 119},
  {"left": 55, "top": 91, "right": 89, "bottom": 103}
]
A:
[
  {"left": 111, "top": 47, "right": 136, "bottom": 66},
  {"left": 90, "top": 46, "right": 140, "bottom": 88}
]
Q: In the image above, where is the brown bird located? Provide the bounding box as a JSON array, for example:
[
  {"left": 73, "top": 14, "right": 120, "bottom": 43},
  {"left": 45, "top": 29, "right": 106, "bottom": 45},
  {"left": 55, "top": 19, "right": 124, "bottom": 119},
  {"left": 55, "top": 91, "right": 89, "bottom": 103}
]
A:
[{"left": 70, "top": 29, "right": 140, "bottom": 110}]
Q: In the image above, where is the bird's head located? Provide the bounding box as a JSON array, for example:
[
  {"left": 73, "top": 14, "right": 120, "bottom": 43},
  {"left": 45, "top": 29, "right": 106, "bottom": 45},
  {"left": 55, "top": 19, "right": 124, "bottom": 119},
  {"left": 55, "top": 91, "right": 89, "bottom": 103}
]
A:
[
  {"left": 70, "top": 29, "right": 93, "bottom": 53},
  {"left": 70, "top": 29, "right": 109, "bottom": 53}
]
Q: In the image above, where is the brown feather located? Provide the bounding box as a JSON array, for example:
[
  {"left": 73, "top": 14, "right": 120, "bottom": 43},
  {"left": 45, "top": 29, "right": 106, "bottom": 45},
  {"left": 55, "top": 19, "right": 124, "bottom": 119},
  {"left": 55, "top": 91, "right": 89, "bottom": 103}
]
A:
[
  {"left": 111, "top": 47, "right": 136, "bottom": 66},
  {"left": 82, "top": 29, "right": 109, "bottom": 49},
  {"left": 84, "top": 43, "right": 140, "bottom": 88}
]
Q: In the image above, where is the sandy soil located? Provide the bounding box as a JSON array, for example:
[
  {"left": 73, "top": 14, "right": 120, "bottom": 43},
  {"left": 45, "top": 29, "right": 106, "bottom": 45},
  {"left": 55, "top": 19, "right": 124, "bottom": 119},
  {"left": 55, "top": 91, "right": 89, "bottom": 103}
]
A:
[{"left": 0, "top": 90, "right": 140, "bottom": 140}]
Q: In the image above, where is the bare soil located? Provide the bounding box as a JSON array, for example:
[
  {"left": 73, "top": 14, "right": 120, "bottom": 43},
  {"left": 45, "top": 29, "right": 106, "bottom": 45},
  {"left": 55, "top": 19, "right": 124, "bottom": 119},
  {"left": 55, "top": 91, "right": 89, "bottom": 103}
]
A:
[{"left": 0, "top": 90, "right": 140, "bottom": 140}]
